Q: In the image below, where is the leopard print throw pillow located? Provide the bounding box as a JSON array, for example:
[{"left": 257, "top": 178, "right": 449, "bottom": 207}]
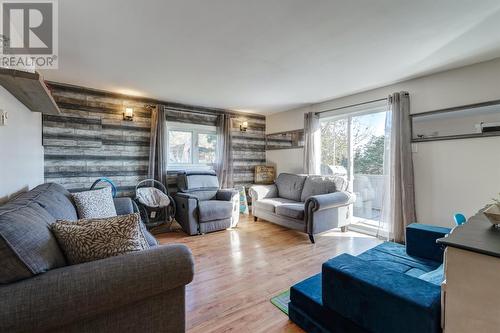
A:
[
  {"left": 72, "top": 187, "right": 117, "bottom": 219},
  {"left": 51, "top": 213, "right": 150, "bottom": 264}
]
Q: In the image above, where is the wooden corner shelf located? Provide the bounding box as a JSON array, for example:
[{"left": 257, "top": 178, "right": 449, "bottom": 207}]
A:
[{"left": 0, "top": 68, "right": 60, "bottom": 114}]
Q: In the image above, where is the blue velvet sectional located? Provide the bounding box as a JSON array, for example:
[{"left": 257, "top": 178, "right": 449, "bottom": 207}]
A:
[{"left": 289, "top": 223, "right": 451, "bottom": 333}]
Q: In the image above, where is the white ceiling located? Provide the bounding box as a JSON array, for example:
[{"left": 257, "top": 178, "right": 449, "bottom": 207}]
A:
[{"left": 41, "top": 0, "right": 500, "bottom": 114}]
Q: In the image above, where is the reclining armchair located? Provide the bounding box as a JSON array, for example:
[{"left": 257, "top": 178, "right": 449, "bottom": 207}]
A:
[{"left": 174, "top": 171, "right": 239, "bottom": 235}]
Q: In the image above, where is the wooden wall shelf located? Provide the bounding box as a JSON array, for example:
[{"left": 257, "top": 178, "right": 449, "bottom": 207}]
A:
[
  {"left": 410, "top": 99, "right": 500, "bottom": 143},
  {"left": 266, "top": 129, "right": 304, "bottom": 150},
  {"left": 0, "top": 68, "right": 60, "bottom": 114}
]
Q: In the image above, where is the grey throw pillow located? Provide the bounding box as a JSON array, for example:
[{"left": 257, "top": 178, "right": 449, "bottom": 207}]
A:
[
  {"left": 72, "top": 187, "right": 117, "bottom": 219},
  {"left": 300, "top": 175, "right": 342, "bottom": 202},
  {"left": 51, "top": 213, "right": 150, "bottom": 264}
]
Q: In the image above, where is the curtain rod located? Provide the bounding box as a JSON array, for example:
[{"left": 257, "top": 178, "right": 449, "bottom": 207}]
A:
[
  {"left": 315, "top": 97, "right": 388, "bottom": 115},
  {"left": 163, "top": 106, "right": 221, "bottom": 117},
  {"left": 162, "top": 105, "right": 264, "bottom": 119}
]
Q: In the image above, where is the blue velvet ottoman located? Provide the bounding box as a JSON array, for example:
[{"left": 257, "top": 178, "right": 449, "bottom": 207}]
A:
[{"left": 289, "top": 224, "right": 451, "bottom": 333}]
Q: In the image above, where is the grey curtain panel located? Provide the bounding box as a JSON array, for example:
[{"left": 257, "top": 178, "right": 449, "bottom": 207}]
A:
[
  {"left": 148, "top": 104, "right": 167, "bottom": 184},
  {"left": 303, "top": 112, "right": 321, "bottom": 174},
  {"left": 387, "top": 92, "right": 416, "bottom": 243},
  {"left": 216, "top": 114, "right": 233, "bottom": 188}
]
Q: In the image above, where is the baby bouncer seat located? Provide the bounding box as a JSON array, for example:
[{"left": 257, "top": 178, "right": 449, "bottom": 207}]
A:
[{"left": 134, "top": 179, "right": 176, "bottom": 229}]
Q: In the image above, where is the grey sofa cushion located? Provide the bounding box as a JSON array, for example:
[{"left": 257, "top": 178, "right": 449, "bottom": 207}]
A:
[
  {"left": 199, "top": 218, "right": 232, "bottom": 233},
  {"left": 12, "top": 183, "right": 78, "bottom": 221},
  {"left": 198, "top": 200, "right": 233, "bottom": 222},
  {"left": 142, "top": 224, "right": 159, "bottom": 246},
  {"left": 177, "top": 171, "right": 219, "bottom": 192},
  {"left": 177, "top": 171, "right": 219, "bottom": 201},
  {"left": 187, "top": 190, "right": 218, "bottom": 201},
  {"left": 0, "top": 201, "right": 66, "bottom": 284},
  {"left": 300, "top": 175, "right": 345, "bottom": 202},
  {"left": 275, "top": 203, "right": 305, "bottom": 220},
  {"left": 333, "top": 175, "right": 348, "bottom": 191},
  {"left": 0, "top": 238, "right": 32, "bottom": 284},
  {"left": 276, "top": 173, "right": 307, "bottom": 201},
  {"left": 253, "top": 197, "right": 298, "bottom": 213}
]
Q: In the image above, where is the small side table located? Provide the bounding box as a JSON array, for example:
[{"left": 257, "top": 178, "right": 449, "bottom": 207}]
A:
[{"left": 235, "top": 185, "right": 249, "bottom": 215}]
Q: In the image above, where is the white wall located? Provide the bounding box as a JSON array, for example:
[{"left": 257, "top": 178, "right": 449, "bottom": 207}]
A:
[
  {"left": 266, "top": 57, "right": 500, "bottom": 227},
  {"left": 266, "top": 148, "right": 304, "bottom": 175},
  {"left": 0, "top": 87, "right": 44, "bottom": 203}
]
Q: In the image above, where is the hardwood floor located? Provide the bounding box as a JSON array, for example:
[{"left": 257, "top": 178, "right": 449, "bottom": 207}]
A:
[{"left": 156, "top": 215, "right": 381, "bottom": 333}]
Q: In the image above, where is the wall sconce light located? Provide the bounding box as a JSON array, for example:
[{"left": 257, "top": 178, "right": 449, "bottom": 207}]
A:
[
  {"left": 123, "top": 107, "right": 134, "bottom": 121},
  {"left": 240, "top": 121, "right": 248, "bottom": 132}
]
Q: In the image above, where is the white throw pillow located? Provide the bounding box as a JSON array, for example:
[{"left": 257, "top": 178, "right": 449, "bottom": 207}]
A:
[{"left": 72, "top": 187, "right": 117, "bottom": 219}]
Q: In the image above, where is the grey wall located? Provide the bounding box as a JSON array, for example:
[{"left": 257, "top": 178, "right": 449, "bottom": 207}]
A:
[
  {"left": 231, "top": 115, "right": 266, "bottom": 189},
  {"left": 43, "top": 83, "right": 265, "bottom": 196}
]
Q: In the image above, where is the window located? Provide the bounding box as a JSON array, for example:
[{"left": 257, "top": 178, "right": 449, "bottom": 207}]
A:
[
  {"left": 198, "top": 133, "right": 217, "bottom": 164},
  {"left": 320, "top": 101, "right": 390, "bottom": 236},
  {"left": 166, "top": 122, "right": 218, "bottom": 170},
  {"left": 168, "top": 130, "right": 192, "bottom": 164}
]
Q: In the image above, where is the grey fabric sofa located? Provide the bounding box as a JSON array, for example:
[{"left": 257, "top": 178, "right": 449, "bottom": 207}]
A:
[
  {"left": 0, "top": 183, "right": 194, "bottom": 333},
  {"left": 249, "top": 173, "right": 355, "bottom": 243},
  {"left": 174, "top": 170, "right": 239, "bottom": 235}
]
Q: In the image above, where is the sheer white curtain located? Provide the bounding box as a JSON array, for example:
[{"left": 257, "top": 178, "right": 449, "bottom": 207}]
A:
[
  {"left": 303, "top": 112, "right": 321, "bottom": 174},
  {"left": 379, "top": 92, "right": 416, "bottom": 242}
]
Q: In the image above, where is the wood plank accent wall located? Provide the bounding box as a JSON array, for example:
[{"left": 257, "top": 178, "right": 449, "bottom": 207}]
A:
[
  {"left": 43, "top": 86, "right": 151, "bottom": 196},
  {"left": 231, "top": 115, "right": 266, "bottom": 189},
  {"left": 43, "top": 83, "right": 266, "bottom": 196}
]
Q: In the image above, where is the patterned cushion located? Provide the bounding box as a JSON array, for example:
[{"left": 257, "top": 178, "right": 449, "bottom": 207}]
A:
[
  {"left": 51, "top": 213, "right": 150, "bottom": 265},
  {"left": 72, "top": 187, "right": 117, "bottom": 219}
]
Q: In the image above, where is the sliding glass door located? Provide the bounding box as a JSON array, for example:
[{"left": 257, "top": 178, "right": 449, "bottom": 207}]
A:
[{"left": 320, "top": 103, "right": 390, "bottom": 235}]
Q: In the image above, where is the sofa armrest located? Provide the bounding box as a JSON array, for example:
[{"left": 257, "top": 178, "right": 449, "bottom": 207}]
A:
[
  {"left": 249, "top": 184, "right": 278, "bottom": 201},
  {"left": 322, "top": 254, "right": 441, "bottom": 333},
  {"left": 0, "top": 244, "right": 194, "bottom": 333},
  {"left": 306, "top": 191, "right": 355, "bottom": 212},
  {"left": 216, "top": 189, "right": 240, "bottom": 227},
  {"left": 216, "top": 189, "right": 239, "bottom": 201},
  {"left": 113, "top": 197, "right": 138, "bottom": 215},
  {"left": 174, "top": 193, "right": 200, "bottom": 235},
  {"left": 406, "top": 223, "right": 451, "bottom": 262}
]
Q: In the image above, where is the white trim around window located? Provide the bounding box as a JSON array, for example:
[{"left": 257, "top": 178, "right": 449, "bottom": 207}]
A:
[{"left": 166, "top": 121, "right": 218, "bottom": 171}]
